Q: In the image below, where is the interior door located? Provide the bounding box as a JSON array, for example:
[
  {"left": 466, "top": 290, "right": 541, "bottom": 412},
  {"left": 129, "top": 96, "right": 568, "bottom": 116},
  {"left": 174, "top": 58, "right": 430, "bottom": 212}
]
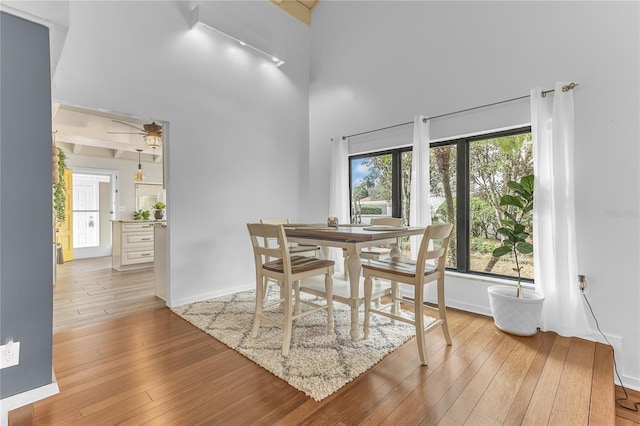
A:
[{"left": 74, "top": 181, "right": 98, "bottom": 248}]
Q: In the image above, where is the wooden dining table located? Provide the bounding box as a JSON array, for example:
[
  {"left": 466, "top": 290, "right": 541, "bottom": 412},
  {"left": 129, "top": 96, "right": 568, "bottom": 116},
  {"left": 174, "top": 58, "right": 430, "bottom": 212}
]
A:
[{"left": 285, "top": 223, "right": 425, "bottom": 341}]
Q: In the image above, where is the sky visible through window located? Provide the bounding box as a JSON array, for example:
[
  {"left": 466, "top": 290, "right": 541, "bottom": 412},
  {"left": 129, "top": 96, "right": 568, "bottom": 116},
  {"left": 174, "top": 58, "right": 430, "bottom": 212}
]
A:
[{"left": 351, "top": 157, "right": 368, "bottom": 187}]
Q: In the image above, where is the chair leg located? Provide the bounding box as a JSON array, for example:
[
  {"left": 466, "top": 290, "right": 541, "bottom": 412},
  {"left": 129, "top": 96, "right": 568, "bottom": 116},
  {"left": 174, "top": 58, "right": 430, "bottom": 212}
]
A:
[
  {"left": 414, "top": 284, "right": 428, "bottom": 365},
  {"left": 282, "top": 281, "right": 293, "bottom": 356},
  {"left": 390, "top": 281, "right": 399, "bottom": 325},
  {"left": 438, "top": 276, "right": 452, "bottom": 346},
  {"left": 294, "top": 280, "right": 301, "bottom": 315},
  {"left": 363, "top": 275, "right": 373, "bottom": 339},
  {"left": 251, "top": 275, "right": 264, "bottom": 338},
  {"left": 343, "top": 250, "right": 348, "bottom": 278},
  {"left": 262, "top": 276, "right": 268, "bottom": 300},
  {"left": 325, "top": 272, "right": 334, "bottom": 334}
]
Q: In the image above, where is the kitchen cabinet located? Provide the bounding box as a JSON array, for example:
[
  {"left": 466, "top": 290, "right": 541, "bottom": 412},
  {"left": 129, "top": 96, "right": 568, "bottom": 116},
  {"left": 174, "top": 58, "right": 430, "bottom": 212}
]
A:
[{"left": 112, "top": 220, "right": 155, "bottom": 271}]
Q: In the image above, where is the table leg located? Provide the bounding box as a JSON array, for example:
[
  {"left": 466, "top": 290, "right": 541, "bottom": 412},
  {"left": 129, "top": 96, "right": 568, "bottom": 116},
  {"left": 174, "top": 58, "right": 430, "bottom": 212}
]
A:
[
  {"left": 345, "top": 249, "right": 362, "bottom": 341},
  {"left": 390, "top": 240, "right": 401, "bottom": 317}
]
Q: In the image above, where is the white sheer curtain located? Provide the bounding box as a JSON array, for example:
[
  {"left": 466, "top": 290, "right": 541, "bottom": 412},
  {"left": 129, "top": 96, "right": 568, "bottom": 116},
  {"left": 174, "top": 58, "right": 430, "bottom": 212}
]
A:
[
  {"left": 531, "top": 83, "right": 590, "bottom": 337},
  {"left": 328, "top": 135, "right": 349, "bottom": 270},
  {"left": 409, "top": 116, "right": 431, "bottom": 258}
]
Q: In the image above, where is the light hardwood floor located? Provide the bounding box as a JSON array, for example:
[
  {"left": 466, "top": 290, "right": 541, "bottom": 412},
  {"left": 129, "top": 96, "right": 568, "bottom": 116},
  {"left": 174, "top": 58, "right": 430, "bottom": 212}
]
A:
[
  {"left": 53, "top": 256, "right": 166, "bottom": 333},
  {"left": 10, "top": 257, "right": 631, "bottom": 424}
]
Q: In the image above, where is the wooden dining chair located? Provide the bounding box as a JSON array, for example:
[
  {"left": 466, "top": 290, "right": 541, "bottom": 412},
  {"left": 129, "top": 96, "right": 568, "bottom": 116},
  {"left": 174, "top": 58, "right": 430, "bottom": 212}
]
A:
[
  {"left": 261, "top": 218, "right": 322, "bottom": 258},
  {"left": 247, "top": 223, "right": 334, "bottom": 356},
  {"left": 260, "top": 218, "right": 323, "bottom": 302},
  {"left": 343, "top": 217, "right": 404, "bottom": 278},
  {"left": 362, "top": 223, "right": 454, "bottom": 365},
  {"left": 359, "top": 217, "right": 404, "bottom": 260}
]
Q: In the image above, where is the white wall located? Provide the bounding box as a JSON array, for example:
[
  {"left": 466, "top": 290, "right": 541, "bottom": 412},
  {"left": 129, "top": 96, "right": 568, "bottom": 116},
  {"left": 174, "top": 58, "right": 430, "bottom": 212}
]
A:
[
  {"left": 51, "top": 1, "right": 311, "bottom": 306},
  {"left": 309, "top": 1, "right": 640, "bottom": 389}
]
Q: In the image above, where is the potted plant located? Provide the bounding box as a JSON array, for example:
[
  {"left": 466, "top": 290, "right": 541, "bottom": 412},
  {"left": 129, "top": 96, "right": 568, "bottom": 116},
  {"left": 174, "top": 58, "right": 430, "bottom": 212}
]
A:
[
  {"left": 152, "top": 201, "right": 166, "bottom": 220},
  {"left": 133, "top": 209, "right": 151, "bottom": 221},
  {"left": 487, "top": 174, "right": 544, "bottom": 336}
]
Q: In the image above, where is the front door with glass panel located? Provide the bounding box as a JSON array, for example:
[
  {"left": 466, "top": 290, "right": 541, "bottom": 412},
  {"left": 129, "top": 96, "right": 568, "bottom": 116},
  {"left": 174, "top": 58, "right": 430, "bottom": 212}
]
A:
[{"left": 72, "top": 172, "right": 114, "bottom": 258}]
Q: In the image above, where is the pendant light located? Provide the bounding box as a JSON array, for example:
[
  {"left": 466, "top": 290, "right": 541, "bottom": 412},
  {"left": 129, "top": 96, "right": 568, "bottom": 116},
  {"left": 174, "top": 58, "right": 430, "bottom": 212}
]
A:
[{"left": 134, "top": 149, "right": 145, "bottom": 182}]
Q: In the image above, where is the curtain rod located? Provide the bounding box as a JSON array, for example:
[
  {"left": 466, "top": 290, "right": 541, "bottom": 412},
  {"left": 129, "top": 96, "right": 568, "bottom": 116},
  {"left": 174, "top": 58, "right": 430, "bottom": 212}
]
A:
[{"left": 340, "top": 83, "right": 578, "bottom": 140}]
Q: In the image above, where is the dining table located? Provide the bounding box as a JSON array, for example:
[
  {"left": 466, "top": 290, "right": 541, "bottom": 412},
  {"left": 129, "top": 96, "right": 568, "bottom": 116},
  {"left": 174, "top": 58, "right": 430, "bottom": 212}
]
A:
[{"left": 285, "top": 223, "right": 426, "bottom": 341}]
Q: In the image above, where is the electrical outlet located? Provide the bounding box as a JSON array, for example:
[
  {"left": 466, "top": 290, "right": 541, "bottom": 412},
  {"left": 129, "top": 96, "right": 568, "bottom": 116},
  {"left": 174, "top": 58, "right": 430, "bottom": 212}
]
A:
[
  {"left": 0, "top": 340, "right": 20, "bottom": 369},
  {"left": 581, "top": 278, "right": 590, "bottom": 295}
]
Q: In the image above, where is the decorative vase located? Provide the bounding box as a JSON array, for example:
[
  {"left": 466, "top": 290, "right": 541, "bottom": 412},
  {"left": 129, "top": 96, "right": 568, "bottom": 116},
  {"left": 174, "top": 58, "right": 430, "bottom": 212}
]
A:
[
  {"left": 154, "top": 210, "right": 164, "bottom": 220},
  {"left": 487, "top": 285, "right": 544, "bottom": 336}
]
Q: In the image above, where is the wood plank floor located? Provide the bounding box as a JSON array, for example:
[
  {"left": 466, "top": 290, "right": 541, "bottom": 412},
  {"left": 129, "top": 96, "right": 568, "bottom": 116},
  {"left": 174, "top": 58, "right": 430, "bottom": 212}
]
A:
[
  {"left": 617, "top": 386, "right": 640, "bottom": 425},
  {"left": 53, "top": 256, "right": 166, "bottom": 333},
  {"left": 9, "top": 257, "right": 629, "bottom": 425}
]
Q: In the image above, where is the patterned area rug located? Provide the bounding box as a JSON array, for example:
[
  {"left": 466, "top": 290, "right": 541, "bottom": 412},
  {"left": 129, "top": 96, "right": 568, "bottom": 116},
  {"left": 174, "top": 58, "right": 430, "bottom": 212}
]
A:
[{"left": 172, "top": 288, "right": 431, "bottom": 401}]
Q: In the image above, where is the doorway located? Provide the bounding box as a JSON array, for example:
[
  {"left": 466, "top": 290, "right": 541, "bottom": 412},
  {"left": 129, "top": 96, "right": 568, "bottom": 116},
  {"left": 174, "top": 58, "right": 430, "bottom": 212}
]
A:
[
  {"left": 51, "top": 104, "right": 168, "bottom": 332},
  {"left": 71, "top": 169, "right": 118, "bottom": 259}
]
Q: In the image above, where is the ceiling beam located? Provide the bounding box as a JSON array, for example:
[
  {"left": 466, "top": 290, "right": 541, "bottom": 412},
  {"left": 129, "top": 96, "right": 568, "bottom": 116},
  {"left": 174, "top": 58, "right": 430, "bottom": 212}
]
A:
[
  {"left": 268, "top": 0, "right": 314, "bottom": 26},
  {"left": 71, "top": 143, "right": 82, "bottom": 154},
  {"left": 113, "top": 149, "right": 125, "bottom": 159}
]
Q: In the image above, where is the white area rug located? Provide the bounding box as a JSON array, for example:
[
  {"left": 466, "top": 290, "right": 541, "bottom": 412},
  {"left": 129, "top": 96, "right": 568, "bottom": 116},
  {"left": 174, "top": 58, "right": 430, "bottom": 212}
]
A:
[{"left": 172, "top": 288, "right": 431, "bottom": 401}]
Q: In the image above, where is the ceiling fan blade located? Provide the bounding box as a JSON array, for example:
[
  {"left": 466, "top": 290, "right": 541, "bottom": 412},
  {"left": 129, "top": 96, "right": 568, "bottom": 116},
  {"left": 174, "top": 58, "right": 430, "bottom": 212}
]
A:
[
  {"left": 107, "top": 131, "right": 146, "bottom": 135},
  {"left": 111, "top": 119, "right": 145, "bottom": 132}
]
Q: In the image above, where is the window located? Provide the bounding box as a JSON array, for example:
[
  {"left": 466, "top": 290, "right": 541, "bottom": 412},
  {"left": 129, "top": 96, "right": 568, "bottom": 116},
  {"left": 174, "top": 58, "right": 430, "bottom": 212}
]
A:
[{"left": 348, "top": 126, "right": 533, "bottom": 281}]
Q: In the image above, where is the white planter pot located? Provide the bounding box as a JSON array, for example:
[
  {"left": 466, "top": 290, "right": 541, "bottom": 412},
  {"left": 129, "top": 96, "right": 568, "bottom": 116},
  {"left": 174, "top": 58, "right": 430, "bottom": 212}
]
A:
[{"left": 487, "top": 285, "right": 545, "bottom": 336}]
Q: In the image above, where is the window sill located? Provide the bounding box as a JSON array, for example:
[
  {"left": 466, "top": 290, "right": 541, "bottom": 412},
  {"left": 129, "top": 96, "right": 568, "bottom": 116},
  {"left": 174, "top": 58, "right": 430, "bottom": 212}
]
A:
[{"left": 444, "top": 270, "right": 535, "bottom": 290}]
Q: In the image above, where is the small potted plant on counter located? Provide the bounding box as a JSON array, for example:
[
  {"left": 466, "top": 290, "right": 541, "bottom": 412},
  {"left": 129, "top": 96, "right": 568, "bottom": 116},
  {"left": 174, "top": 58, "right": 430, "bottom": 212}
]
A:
[
  {"left": 152, "top": 201, "right": 166, "bottom": 220},
  {"left": 487, "top": 174, "right": 544, "bottom": 336},
  {"left": 133, "top": 209, "right": 151, "bottom": 221}
]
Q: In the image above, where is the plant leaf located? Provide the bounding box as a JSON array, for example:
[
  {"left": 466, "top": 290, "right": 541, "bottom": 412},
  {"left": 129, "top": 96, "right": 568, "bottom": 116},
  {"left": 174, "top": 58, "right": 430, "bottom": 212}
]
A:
[
  {"left": 493, "top": 246, "right": 512, "bottom": 257},
  {"left": 500, "top": 194, "right": 524, "bottom": 209},
  {"left": 521, "top": 174, "right": 534, "bottom": 194},
  {"left": 516, "top": 242, "right": 533, "bottom": 254},
  {"left": 497, "top": 227, "right": 515, "bottom": 238}
]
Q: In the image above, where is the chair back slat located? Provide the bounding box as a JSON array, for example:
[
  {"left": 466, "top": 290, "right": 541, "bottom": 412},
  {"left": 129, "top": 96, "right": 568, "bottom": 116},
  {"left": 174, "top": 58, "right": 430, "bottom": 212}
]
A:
[
  {"left": 247, "top": 223, "right": 292, "bottom": 274},
  {"left": 370, "top": 217, "right": 403, "bottom": 226},
  {"left": 415, "top": 224, "right": 454, "bottom": 277}
]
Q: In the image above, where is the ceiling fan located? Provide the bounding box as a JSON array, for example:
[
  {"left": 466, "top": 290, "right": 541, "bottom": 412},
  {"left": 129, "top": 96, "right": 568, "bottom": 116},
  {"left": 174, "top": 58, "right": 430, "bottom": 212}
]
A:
[{"left": 108, "top": 119, "right": 162, "bottom": 149}]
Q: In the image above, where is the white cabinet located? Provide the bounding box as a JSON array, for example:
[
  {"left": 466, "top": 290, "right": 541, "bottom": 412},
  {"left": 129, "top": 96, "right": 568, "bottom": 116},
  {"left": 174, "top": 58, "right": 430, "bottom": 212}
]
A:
[{"left": 112, "top": 221, "right": 154, "bottom": 271}]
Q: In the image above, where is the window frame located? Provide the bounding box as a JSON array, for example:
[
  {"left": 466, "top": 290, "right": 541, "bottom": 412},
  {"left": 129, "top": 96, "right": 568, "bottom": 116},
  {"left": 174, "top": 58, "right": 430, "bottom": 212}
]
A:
[
  {"left": 348, "top": 125, "right": 533, "bottom": 282},
  {"left": 348, "top": 147, "right": 411, "bottom": 222}
]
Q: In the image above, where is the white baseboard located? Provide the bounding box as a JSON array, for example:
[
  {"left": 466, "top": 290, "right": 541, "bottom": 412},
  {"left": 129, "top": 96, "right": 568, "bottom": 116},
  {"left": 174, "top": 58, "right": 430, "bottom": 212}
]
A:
[
  {"left": 618, "top": 374, "right": 640, "bottom": 392},
  {"left": 0, "top": 378, "right": 59, "bottom": 426},
  {"left": 168, "top": 284, "right": 253, "bottom": 308},
  {"left": 422, "top": 294, "right": 492, "bottom": 318}
]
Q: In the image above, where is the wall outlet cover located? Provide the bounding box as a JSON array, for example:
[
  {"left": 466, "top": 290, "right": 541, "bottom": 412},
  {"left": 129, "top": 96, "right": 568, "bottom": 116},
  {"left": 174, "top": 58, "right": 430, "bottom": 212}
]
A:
[{"left": 0, "top": 341, "right": 20, "bottom": 369}]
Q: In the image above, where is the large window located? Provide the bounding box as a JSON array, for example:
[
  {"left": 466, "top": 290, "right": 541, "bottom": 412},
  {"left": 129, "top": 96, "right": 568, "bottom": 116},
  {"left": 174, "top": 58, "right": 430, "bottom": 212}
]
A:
[{"left": 349, "top": 127, "right": 533, "bottom": 281}]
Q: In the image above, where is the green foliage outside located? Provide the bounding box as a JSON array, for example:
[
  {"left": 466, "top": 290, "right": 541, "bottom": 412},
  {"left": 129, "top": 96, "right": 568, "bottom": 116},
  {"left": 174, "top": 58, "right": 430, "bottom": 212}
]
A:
[
  {"left": 360, "top": 206, "right": 382, "bottom": 215},
  {"left": 351, "top": 132, "right": 534, "bottom": 279},
  {"left": 54, "top": 147, "right": 67, "bottom": 223}
]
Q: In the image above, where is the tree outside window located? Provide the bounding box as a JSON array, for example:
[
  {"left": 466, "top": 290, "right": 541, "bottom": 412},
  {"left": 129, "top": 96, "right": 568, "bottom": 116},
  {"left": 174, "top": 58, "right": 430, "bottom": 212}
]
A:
[{"left": 349, "top": 126, "right": 533, "bottom": 281}]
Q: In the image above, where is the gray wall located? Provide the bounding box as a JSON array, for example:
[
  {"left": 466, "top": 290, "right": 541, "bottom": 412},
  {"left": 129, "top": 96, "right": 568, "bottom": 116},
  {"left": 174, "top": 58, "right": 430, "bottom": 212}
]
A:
[{"left": 0, "top": 12, "right": 53, "bottom": 398}]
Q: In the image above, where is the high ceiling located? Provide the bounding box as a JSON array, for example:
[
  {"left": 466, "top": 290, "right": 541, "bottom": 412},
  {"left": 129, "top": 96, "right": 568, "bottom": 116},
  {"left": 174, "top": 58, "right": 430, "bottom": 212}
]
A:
[{"left": 51, "top": 1, "right": 319, "bottom": 163}]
